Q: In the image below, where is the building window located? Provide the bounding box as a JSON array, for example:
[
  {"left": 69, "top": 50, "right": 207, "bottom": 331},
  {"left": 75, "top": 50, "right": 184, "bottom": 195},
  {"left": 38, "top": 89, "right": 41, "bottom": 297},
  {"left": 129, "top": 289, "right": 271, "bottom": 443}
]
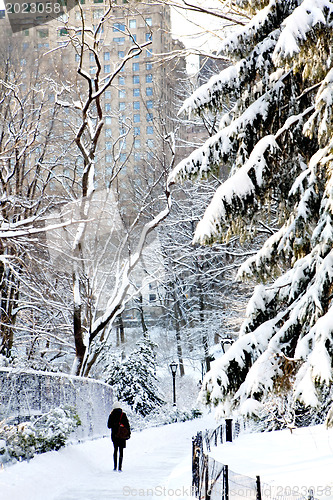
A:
[
  {"left": 133, "top": 75, "right": 140, "bottom": 84},
  {"left": 146, "top": 49, "right": 152, "bottom": 58},
  {"left": 146, "top": 62, "right": 152, "bottom": 71},
  {"left": 89, "top": 52, "right": 94, "bottom": 62},
  {"left": 113, "top": 37, "right": 125, "bottom": 44},
  {"left": 105, "top": 103, "right": 111, "bottom": 112},
  {"left": 106, "top": 142, "right": 112, "bottom": 150},
  {"left": 134, "top": 152, "right": 141, "bottom": 162},
  {"left": 146, "top": 33, "right": 152, "bottom": 42},
  {"left": 93, "top": 9, "right": 103, "bottom": 18},
  {"left": 75, "top": 53, "right": 80, "bottom": 62},
  {"left": 149, "top": 293, "right": 156, "bottom": 302},
  {"left": 133, "top": 101, "right": 140, "bottom": 110},
  {"left": 147, "top": 126, "right": 153, "bottom": 134},
  {"left": 146, "top": 87, "right": 153, "bottom": 96},
  {"left": 147, "top": 139, "right": 154, "bottom": 148},
  {"left": 134, "top": 139, "right": 141, "bottom": 149},
  {"left": 104, "top": 64, "right": 110, "bottom": 73},
  {"left": 119, "top": 124, "right": 126, "bottom": 135},
  {"left": 105, "top": 116, "right": 112, "bottom": 125},
  {"left": 94, "top": 0, "right": 103, "bottom": 3},
  {"left": 120, "top": 153, "right": 127, "bottom": 162},
  {"left": 146, "top": 113, "right": 153, "bottom": 122},
  {"left": 145, "top": 17, "right": 152, "bottom": 26},
  {"left": 37, "top": 28, "right": 49, "bottom": 38},
  {"left": 104, "top": 52, "right": 110, "bottom": 61},
  {"left": 133, "top": 88, "right": 140, "bottom": 97},
  {"left": 106, "top": 129, "right": 112, "bottom": 137},
  {"left": 133, "top": 114, "right": 140, "bottom": 123},
  {"left": 146, "top": 100, "right": 153, "bottom": 109},
  {"left": 106, "top": 155, "right": 113, "bottom": 162},
  {"left": 119, "top": 76, "right": 125, "bottom": 85},
  {"left": 58, "top": 28, "right": 68, "bottom": 36},
  {"left": 134, "top": 127, "right": 140, "bottom": 136},
  {"left": 146, "top": 74, "right": 153, "bottom": 83},
  {"left": 113, "top": 22, "right": 125, "bottom": 32},
  {"left": 117, "top": 90, "right": 125, "bottom": 98},
  {"left": 90, "top": 66, "right": 96, "bottom": 75},
  {"left": 93, "top": 24, "right": 104, "bottom": 33},
  {"left": 129, "top": 19, "right": 136, "bottom": 29},
  {"left": 118, "top": 51, "right": 125, "bottom": 59},
  {"left": 119, "top": 102, "right": 126, "bottom": 111},
  {"left": 132, "top": 62, "right": 139, "bottom": 71},
  {"left": 105, "top": 90, "right": 111, "bottom": 100}
]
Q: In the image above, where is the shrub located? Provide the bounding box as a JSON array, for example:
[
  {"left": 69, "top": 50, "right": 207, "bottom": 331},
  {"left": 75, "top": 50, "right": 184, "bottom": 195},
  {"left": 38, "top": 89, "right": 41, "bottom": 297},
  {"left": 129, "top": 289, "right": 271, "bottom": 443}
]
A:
[{"left": 0, "top": 406, "right": 81, "bottom": 463}]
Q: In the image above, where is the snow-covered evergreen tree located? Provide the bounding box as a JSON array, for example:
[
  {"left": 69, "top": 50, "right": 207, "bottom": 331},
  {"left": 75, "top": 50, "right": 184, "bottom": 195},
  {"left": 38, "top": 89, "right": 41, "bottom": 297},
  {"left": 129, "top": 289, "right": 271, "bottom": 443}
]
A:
[
  {"left": 104, "top": 336, "right": 165, "bottom": 416},
  {"left": 168, "top": 0, "right": 333, "bottom": 422}
]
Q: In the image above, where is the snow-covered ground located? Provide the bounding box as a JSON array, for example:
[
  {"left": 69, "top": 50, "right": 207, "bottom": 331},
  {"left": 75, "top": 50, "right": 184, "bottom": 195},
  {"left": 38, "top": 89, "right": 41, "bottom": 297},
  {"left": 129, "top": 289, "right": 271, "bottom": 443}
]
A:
[
  {"left": 2, "top": 414, "right": 333, "bottom": 500},
  {"left": 211, "top": 424, "right": 333, "bottom": 500},
  {"left": 0, "top": 413, "right": 216, "bottom": 500}
]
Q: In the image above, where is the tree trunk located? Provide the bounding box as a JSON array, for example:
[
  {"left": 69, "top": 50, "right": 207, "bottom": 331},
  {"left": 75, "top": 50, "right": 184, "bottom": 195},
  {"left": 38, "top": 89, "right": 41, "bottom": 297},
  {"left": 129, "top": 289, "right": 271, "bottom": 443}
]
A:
[
  {"left": 137, "top": 293, "right": 149, "bottom": 338},
  {"left": 116, "top": 313, "right": 125, "bottom": 346},
  {"left": 173, "top": 295, "right": 185, "bottom": 376},
  {"left": 0, "top": 265, "right": 20, "bottom": 358},
  {"left": 193, "top": 246, "right": 210, "bottom": 373}
]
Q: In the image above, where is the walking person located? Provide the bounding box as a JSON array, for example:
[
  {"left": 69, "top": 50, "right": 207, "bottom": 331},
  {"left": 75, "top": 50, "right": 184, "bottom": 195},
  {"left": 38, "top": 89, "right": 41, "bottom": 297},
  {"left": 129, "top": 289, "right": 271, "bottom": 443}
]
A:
[{"left": 107, "top": 401, "right": 131, "bottom": 472}]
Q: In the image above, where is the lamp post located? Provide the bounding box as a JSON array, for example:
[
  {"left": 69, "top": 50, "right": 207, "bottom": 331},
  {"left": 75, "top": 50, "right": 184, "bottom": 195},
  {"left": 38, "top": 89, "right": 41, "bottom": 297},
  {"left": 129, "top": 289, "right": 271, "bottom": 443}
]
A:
[
  {"left": 221, "top": 337, "right": 234, "bottom": 354},
  {"left": 169, "top": 361, "right": 178, "bottom": 406}
]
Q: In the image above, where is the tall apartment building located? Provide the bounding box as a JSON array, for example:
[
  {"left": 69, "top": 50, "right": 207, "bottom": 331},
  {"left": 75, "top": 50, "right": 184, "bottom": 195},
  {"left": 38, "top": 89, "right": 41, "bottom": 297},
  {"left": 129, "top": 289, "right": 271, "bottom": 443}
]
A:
[
  {"left": 0, "top": 1, "right": 187, "bottom": 329},
  {"left": 1, "top": 0, "right": 186, "bottom": 192}
]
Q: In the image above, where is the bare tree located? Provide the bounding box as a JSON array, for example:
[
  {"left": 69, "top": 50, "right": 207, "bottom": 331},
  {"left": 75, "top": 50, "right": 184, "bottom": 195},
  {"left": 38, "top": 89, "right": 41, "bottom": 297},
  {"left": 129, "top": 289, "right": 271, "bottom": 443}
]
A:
[
  {"left": 0, "top": 38, "right": 71, "bottom": 360},
  {"left": 48, "top": 3, "right": 174, "bottom": 375}
]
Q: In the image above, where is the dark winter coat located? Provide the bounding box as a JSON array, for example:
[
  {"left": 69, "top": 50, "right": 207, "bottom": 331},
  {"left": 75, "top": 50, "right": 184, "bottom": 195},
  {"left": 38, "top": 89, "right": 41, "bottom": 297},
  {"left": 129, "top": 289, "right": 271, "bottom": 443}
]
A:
[{"left": 107, "top": 408, "right": 131, "bottom": 448}]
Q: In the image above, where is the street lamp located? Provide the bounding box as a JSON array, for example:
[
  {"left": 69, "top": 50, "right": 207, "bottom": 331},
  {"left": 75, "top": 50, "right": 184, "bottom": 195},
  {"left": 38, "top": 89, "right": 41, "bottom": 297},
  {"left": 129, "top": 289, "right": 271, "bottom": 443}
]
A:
[
  {"left": 169, "top": 361, "right": 178, "bottom": 406},
  {"left": 221, "top": 337, "right": 234, "bottom": 354}
]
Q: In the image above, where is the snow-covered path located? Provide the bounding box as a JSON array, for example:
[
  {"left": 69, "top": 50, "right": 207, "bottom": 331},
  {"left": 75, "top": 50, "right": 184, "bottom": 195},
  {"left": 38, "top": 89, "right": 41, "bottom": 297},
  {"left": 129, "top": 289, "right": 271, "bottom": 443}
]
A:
[{"left": 0, "top": 414, "right": 216, "bottom": 500}]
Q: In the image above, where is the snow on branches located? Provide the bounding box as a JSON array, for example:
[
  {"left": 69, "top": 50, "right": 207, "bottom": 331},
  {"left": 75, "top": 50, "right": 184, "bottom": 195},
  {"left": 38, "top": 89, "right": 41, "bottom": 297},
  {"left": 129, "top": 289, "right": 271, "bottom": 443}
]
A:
[{"left": 169, "top": 0, "right": 333, "bottom": 420}]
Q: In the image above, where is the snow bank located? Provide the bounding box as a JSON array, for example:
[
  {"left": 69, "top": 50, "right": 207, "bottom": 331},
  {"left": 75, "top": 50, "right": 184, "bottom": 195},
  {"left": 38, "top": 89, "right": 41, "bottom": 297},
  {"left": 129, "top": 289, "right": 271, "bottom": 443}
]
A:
[{"left": 210, "top": 424, "right": 333, "bottom": 498}]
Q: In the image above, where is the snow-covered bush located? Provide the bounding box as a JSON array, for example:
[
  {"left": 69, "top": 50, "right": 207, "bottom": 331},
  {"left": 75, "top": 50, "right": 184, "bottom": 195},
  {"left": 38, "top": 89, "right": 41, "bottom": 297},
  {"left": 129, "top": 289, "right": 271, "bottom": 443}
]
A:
[
  {"left": 0, "top": 406, "right": 81, "bottom": 463},
  {"left": 114, "top": 402, "right": 202, "bottom": 432},
  {"left": 168, "top": 0, "right": 333, "bottom": 422},
  {"left": 104, "top": 336, "right": 165, "bottom": 416},
  {"left": 153, "top": 407, "right": 202, "bottom": 425}
]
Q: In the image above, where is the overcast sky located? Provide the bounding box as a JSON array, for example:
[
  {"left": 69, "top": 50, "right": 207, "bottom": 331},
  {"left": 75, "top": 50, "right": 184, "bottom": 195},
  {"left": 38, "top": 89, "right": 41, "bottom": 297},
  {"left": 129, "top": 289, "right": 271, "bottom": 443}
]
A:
[{"left": 171, "top": 2, "right": 226, "bottom": 51}]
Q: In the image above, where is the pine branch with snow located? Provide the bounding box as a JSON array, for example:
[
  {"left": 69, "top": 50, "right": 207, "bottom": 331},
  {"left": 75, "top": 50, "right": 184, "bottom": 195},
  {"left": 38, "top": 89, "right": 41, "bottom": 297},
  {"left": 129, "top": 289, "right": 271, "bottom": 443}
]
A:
[{"left": 169, "top": 0, "right": 333, "bottom": 422}]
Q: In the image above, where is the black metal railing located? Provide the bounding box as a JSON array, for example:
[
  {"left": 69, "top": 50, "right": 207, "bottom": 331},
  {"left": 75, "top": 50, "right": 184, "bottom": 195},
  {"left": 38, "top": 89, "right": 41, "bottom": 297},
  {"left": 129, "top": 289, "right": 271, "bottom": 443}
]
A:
[{"left": 192, "top": 419, "right": 307, "bottom": 500}]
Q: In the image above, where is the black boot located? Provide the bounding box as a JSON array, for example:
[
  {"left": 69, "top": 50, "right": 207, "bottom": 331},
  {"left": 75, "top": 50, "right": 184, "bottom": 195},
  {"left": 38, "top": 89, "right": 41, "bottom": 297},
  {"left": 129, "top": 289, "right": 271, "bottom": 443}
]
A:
[
  {"left": 118, "top": 455, "right": 123, "bottom": 472},
  {"left": 113, "top": 450, "right": 117, "bottom": 471}
]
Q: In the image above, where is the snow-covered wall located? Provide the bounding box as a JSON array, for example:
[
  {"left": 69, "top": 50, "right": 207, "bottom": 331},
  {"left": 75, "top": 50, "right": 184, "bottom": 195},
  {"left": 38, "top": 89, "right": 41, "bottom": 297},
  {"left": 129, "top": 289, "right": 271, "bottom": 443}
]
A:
[{"left": 0, "top": 368, "right": 113, "bottom": 440}]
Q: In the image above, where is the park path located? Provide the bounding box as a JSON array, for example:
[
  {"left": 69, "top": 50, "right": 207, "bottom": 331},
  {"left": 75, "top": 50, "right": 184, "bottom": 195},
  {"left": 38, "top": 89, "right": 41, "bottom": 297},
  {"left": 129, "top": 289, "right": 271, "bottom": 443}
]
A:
[{"left": 0, "top": 413, "right": 216, "bottom": 500}]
